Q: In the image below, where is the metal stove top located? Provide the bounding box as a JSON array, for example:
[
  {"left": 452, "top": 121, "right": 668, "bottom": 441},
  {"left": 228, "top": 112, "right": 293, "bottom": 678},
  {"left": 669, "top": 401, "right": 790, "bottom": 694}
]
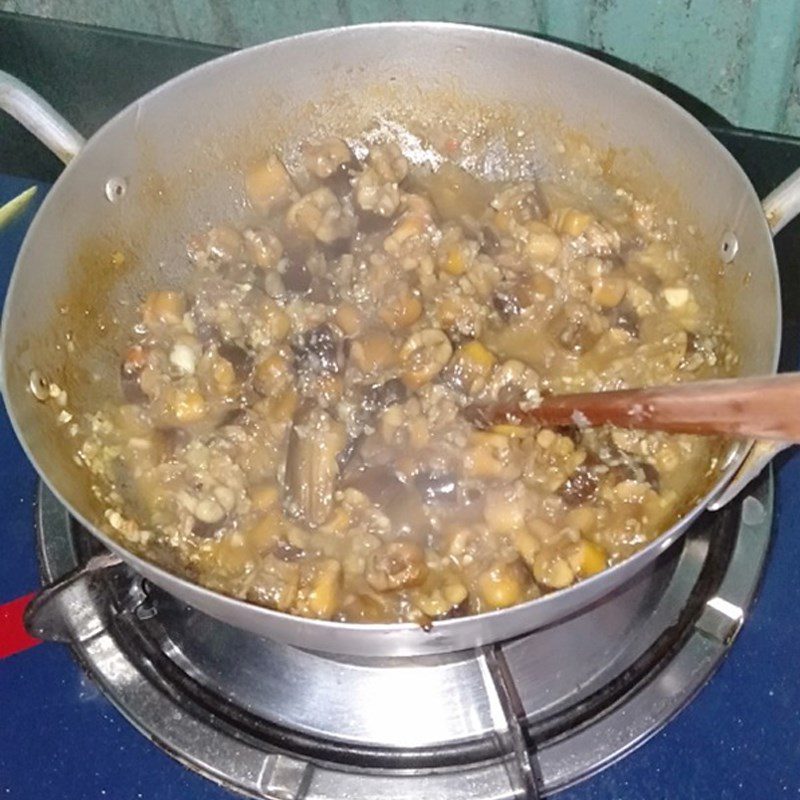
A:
[
  {"left": 23, "top": 475, "right": 771, "bottom": 799},
  {"left": 2, "top": 15, "right": 800, "bottom": 800}
]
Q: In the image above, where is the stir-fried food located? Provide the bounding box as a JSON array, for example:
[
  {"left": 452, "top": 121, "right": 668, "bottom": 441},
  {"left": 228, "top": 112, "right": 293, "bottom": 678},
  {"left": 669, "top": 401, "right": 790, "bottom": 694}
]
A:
[{"left": 68, "top": 134, "right": 735, "bottom": 624}]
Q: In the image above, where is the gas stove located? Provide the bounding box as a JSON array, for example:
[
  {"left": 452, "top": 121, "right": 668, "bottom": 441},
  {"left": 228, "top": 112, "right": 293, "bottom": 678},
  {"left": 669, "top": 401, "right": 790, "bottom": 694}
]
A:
[
  {"left": 18, "top": 474, "right": 772, "bottom": 800},
  {"left": 2, "top": 16, "right": 800, "bottom": 800}
]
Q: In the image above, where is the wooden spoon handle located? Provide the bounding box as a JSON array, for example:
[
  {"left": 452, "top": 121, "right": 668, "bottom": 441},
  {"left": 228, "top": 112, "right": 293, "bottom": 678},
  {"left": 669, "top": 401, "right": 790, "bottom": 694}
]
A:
[{"left": 475, "top": 373, "right": 800, "bottom": 442}]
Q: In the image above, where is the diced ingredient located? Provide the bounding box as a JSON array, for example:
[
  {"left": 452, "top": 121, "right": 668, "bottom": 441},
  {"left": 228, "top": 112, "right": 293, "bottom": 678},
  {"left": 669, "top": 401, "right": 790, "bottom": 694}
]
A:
[
  {"left": 287, "top": 187, "right": 355, "bottom": 243},
  {"left": 246, "top": 153, "right": 297, "bottom": 212},
  {"left": 142, "top": 291, "right": 186, "bottom": 326},
  {"left": 399, "top": 329, "right": 453, "bottom": 388},
  {"left": 366, "top": 541, "right": 428, "bottom": 592},
  {"left": 303, "top": 137, "right": 354, "bottom": 180}
]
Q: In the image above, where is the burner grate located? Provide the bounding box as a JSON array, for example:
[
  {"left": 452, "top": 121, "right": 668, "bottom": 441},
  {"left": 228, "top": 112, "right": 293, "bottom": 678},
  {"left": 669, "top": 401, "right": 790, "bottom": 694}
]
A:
[{"left": 28, "top": 475, "right": 771, "bottom": 798}]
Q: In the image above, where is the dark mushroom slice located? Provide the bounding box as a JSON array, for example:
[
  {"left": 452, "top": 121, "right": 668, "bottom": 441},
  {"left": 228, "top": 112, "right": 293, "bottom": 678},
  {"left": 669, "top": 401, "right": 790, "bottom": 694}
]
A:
[
  {"left": 492, "top": 287, "right": 522, "bottom": 321},
  {"left": 461, "top": 403, "right": 495, "bottom": 430},
  {"left": 326, "top": 160, "right": 357, "bottom": 196},
  {"left": 548, "top": 307, "right": 602, "bottom": 354},
  {"left": 194, "top": 320, "right": 222, "bottom": 346},
  {"left": 606, "top": 460, "right": 661, "bottom": 492},
  {"left": 356, "top": 210, "right": 394, "bottom": 235},
  {"left": 341, "top": 432, "right": 398, "bottom": 474},
  {"left": 120, "top": 346, "right": 149, "bottom": 404},
  {"left": 605, "top": 300, "right": 640, "bottom": 336},
  {"left": 352, "top": 378, "right": 409, "bottom": 430},
  {"left": 217, "top": 341, "right": 254, "bottom": 381},
  {"left": 319, "top": 235, "right": 356, "bottom": 261},
  {"left": 369, "top": 376, "right": 408, "bottom": 407},
  {"left": 217, "top": 406, "right": 248, "bottom": 428},
  {"left": 192, "top": 516, "right": 228, "bottom": 538},
  {"left": 155, "top": 426, "right": 190, "bottom": 456},
  {"left": 345, "top": 465, "right": 429, "bottom": 536},
  {"left": 641, "top": 462, "right": 661, "bottom": 491},
  {"left": 337, "top": 434, "right": 364, "bottom": 473},
  {"left": 559, "top": 466, "right": 599, "bottom": 507},
  {"left": 281, "top": 259, "right": 313, "bottom": 295},
  {"left": 284, "top": 405, "right": 345, "bottom": 527},
  {"left": 480, "top": 225, "right": 503, "bottom": 256},
  {"left": 291, "top": 322, "right": 345, "bottom": 376},
  {"left": 583, "top": 431, "right": 662, "bottom": 492},
  {"left": 339, "top": 378, "right": 409, "bottom": 469},
  {"left": 272, "top": 540, "right": 306, "bottom": 562},
  {"left": 554, "top": 424, "right": 582, "bottom": 445},
  {"left": 491, "top": 276, "right": 552, "bottom": 323},
  {"left": 120, "top": 366, "right": 149, "bottom": 404}
]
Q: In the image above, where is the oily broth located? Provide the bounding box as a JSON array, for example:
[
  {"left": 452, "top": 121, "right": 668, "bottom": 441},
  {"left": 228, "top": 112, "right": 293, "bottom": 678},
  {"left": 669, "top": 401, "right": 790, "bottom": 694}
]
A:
[
  {"left": 36, "top": 121, "right": 738, "bottom": 625},
  {"left": 18, "top": 75, "right": 739, "bottom": 624}
]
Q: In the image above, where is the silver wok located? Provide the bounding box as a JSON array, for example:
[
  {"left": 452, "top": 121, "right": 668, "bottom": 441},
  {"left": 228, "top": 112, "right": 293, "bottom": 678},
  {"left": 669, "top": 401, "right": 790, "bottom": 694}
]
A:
[{"left": 1, "top": 22, "right": 797, "bottom": 657}]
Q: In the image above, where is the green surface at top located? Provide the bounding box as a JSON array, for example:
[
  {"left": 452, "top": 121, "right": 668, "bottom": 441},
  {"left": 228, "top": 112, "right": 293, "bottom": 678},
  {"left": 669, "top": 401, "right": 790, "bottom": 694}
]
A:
[{"left": 2, "top": 0, "right": 800, "bottom": 135}]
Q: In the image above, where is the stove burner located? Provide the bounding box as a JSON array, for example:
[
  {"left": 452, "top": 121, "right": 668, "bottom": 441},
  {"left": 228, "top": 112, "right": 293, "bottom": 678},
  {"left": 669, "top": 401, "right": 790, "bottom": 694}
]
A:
[{"left": 29, "top": 476, "right": 772, "bottom": 799}]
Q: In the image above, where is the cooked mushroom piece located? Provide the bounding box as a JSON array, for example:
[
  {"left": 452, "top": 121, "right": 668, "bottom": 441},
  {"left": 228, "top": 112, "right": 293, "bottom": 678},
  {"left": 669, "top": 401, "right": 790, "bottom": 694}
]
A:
[
  {"left": 119, "top": 364, "right": 150, "bottom": 404},
  {"left": 339, "top": 378, "right": 408, "bottom": 470},
  {"left": 292, "top": 323, "right": 345, "bottom": 375},
  {"left": 606, "top": 300, "right": 640, "bottom": 336},
  {"left": 366, "top": 541, "right": 428, "bottom": 592},
  {"left": 559, "top": 466, "right": 599, "bottom": 507},
  {"left": 286, "top": 187, "right": 355, "bottom": 244},
  {"left": 302, "top": 137, "right": 355, "bottom": 192},
  {"left": 245, "top": 555, "right": 301, "bottom": 611},
  {"left": 345, "top": 465, "right": 429, "bottom": 535},
  {"left": 192, "top": 516, "right": 227, "bottom": 538},
  {"left": 338, "top": 378, "right": 409, "bottom": 469},
  {"left": 492, "top": 287, "right": 522, "bottom": 321},
  {"left": 217, "top": 342, "right": 253, "bottom": 382},
  {"left": 120, "top": 346, "right": 149, "bottom": 404},
  {"left": 281, "top": 259, "right": 313, "bottom": 294},
  {"left": 350, "top": 378, "right": 408, "bottom": 432},
  {"left": 284, "top": 406, "right": 346, "bottom": 526}
]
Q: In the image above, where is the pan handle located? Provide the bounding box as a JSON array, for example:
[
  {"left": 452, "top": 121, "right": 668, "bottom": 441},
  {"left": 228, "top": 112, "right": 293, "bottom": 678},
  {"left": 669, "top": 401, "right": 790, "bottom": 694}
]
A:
[
  {"left": 762, "top": 165, "right": 800, "bottom": 235},
  {"left": 0, "top": 71, "right": 84, "bottom": 164},
  {"left": 710, "top": 171, "right": 800, "bottom": 509}
]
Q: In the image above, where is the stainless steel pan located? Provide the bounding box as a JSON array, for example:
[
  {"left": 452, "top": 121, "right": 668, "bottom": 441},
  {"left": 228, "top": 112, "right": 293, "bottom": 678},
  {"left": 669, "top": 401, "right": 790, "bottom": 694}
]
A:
[{"left": 1, "top": 22, "right": 798, "bottom": 657}]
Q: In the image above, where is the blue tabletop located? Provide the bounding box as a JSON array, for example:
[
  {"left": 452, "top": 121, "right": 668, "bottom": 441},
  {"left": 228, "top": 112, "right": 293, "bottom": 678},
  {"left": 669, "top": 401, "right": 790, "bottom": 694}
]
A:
[{"left": 0, "top": 172, "right": 798, "bottom": 800}]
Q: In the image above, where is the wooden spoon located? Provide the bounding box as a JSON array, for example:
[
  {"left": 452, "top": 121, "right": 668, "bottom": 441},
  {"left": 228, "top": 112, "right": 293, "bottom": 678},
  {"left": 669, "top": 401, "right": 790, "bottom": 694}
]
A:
[{"left": 467, "top": 373, "right": 800, "bottom": 442}]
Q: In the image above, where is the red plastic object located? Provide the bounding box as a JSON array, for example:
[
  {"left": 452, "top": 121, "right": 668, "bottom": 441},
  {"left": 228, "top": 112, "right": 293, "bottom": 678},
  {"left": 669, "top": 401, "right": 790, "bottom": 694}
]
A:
[{"left": 0, "top": 592, "right": 41, "bottom": 659}]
